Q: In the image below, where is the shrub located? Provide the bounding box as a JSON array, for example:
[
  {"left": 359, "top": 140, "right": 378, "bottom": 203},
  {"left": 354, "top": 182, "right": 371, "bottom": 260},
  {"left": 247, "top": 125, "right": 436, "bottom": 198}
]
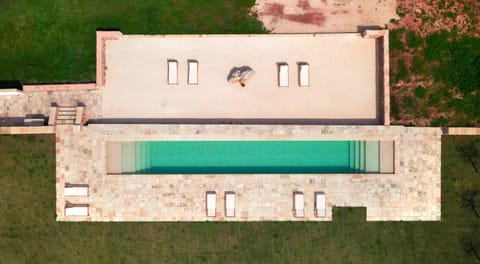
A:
[
  {"left": 411, "top": 54, "right": 425, "bottom": 74},
  {"left": 396, "top": 6, "right": 406, "bottom": 18},
  {"left": 425, "top": 31, "right": 480, "bottom": 94},
  {"left": 392, "top": 59, "right": 410, "bottom": 83},
  {"left": 414, "top": 86, "right": 426, "bottom": 98},
  {"left": 389, "top": 29, "right": 406, "bottom": 51},
  {"left": 425, "top": 30, "right": 450, "bottom": 60},
  {"left": 403, "top": 95, "right": 418, "bottom": 110},
  {"left": 431, "top": 117, "right": 449, "bottom": 126},
  {"left": 444, "top": 12, "right": 456, "bottom": 19},
  {"left": 406, "top": 31, "right": 424, "bottom": 48},
  {"left": 390, "top": 97, "right": 401, "bottom": 120},
  {"left": 460, "top": 94, "right": 480, "bottom": 120},
  {"left": 428, "top": 92, "right": 442, "bottom": 106}
]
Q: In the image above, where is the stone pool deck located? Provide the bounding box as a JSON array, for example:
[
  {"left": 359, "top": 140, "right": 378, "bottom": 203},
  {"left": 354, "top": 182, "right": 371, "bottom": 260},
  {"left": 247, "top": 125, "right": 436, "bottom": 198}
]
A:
[{"left": 56, "top": 124, "right": 441, "bottom": 222}]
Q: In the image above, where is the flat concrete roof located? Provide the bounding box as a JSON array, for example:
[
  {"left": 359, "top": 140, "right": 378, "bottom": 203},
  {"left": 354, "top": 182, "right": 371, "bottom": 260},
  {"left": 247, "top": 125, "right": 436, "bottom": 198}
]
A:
[{"left": 101, "top": 33, "right": 381, "bottom": 123}]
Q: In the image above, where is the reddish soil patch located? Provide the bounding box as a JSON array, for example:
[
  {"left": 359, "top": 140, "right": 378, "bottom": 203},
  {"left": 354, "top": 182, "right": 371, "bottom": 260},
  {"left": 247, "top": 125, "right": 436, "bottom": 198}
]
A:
[
  {"left": 262, "top": 3, "right": 285, "bottom": 17},
  {"left": 261, "top": 1, "right": 326, "bottom": 27},
  {"left": 285, "top": 13, "right": 325, "bottom": 26},
  {"left": 391, "top": 0, "right": 480, "bottom": 37},
  {"left": 297, "top": 0, "right": 312, "bottom": 10}
]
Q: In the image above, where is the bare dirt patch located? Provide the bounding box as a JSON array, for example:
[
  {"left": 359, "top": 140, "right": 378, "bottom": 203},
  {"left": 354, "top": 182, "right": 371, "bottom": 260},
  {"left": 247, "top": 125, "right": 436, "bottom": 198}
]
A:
[
  {"left": 260, "top": 2, "right": 326, "bottom": 27},
  {"left": 391, "top": 0, "right": 480, "bottom": 37},
  {"left": 253, "top": 0, "right": 398, "bottom": 33}
]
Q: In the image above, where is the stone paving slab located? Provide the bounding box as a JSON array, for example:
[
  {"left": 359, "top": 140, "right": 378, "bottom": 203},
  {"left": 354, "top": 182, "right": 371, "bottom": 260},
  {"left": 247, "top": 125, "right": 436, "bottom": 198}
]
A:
[{"left": 55, "top": 124, "right": 441, "bottom": 222}]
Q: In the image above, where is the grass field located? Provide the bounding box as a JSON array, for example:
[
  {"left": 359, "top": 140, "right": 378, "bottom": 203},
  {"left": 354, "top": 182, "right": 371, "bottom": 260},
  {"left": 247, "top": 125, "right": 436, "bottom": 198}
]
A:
[
  {"left": 0, "top": 0, "right": 265, "bottom": 84},
  {"left": 389, "top": 28, "right": 480, "bottom": 127},
  {"left": 1, "top": 134, "right": 480, "bottom": 263},
  {"left": 388, "top": 0, "right": 480, "bottom": 126}
]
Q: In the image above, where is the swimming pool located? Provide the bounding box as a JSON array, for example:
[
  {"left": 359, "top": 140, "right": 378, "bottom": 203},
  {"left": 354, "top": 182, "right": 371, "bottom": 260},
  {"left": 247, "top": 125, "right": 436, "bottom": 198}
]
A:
[{"left": 116, "top": 140, "right": 382, "bottom": 174}]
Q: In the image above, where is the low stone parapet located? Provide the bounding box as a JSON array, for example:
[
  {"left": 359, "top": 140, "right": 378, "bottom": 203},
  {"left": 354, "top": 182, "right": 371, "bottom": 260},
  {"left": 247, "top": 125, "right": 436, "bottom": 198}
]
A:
[
  {"left": 23, "top": 83, "right": 97, "bottom": 92},
  {"left": 0, "top": 89, "right": 23, "bottom": 95},
  {"left": 0, "top": 126, "right": 55, "bottom": 134},
  {"left": 446, "top": 127, "right": 480, "bottom": 135}
]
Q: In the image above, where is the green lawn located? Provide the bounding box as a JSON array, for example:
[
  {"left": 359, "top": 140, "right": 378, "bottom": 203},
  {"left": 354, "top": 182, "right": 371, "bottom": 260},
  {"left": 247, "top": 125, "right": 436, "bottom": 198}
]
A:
[
  {"left": 1, "top": 135, "right": 480, "bottom": 263},
  {"left": 0, "top": 0, "right": 265, "bottom": 84}
]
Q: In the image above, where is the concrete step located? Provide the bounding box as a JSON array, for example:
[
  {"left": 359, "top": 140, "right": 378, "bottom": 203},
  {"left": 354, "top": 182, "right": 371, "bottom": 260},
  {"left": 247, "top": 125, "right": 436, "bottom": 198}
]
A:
[
  {"left": 354, "top": 141, "right": 360, "bottom": 171},
  {"left": 58, "top": 110, "right": 76, "bottom": 115},
  {"left": 57, "top": 115, "right": 76, "bottom": 120},
  {"left": 359, "top": 141, "right": 365, "bottom": 172},
  {"left": 56, "top": 119, "right": 75, "bottom": 125},
  {"left": 50, "top": 105, "right": 82, "bottom": 126},
  {"left": 58, "top": 106, "right": 77, "bottom": 110}
]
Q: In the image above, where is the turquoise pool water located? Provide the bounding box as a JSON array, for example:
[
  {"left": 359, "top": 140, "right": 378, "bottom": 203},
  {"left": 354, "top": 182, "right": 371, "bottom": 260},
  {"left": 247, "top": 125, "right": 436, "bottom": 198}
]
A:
[{"left": 119, "top": 140, "right": 381, "bottom": 174}]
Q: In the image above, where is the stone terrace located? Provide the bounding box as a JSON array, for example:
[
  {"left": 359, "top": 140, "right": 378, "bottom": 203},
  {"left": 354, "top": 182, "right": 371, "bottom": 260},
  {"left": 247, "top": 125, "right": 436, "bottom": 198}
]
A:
[
  {"left": 0, "top": 88, "right": 102, "bottom": 126},
  {"left": 56, "top": 124, "right": 441, "bottom": 222}
]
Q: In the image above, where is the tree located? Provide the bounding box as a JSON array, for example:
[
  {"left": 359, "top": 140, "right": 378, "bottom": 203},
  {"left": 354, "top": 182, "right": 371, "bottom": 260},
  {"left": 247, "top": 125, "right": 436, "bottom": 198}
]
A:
[
  {"left": 456, "top": 143, "right": 479, "bottom": 173},
  {"left": 459, "top": 233, "right": 480, "bottom": 262},
  {"left": 461, "top": 187, "right": 480, "bottom": 217}
]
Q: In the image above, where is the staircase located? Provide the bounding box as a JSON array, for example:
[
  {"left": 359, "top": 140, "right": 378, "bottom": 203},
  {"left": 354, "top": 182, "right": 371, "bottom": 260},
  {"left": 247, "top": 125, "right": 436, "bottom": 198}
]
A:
[
  {"left": 349, "top": 140, "right": 366, "bottom": 173},
  {"left": 48, "top": 104, "right": 85, "bottom": 126},
  {"left": 122, "top": 142, "right": 151, "bottom": 174},
  {"left": 349, "top": 141, "right": 382, "bottom": 173},
  {"left": 56, "top": 106, "right": 77, "bottom": 125}
]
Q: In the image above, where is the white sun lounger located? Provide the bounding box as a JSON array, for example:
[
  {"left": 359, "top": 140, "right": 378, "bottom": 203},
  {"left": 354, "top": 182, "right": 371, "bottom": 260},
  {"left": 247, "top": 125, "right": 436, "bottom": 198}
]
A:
[
  {"left": 278, "top": 63, "right": 289, "bottom": 87},
  {"left": 315, "top": 192, "right": 326, "bottom": 218},
  {"left": 167, "top": 60, "right": 178, "bottom": 84},
  {"left": 293, "top": 192, "right": 304, "bottom": 217},
  {"left": 225, "top": 192, "right": 235, "bottom": 217},
  {"left": 188, "top": 60, "right": 198, "bottom": 84},
  {"left": 298, "top": 63, "right": 309, "bottom": 87},
  {"left": 64, "top": 184, "right": 89, "bottom": 197},
  {"left": 65, "top": 204, "right": 89, "bottom": 216},
  {"left": 206, "top": 191, "right": 216, "bottom": 217}
]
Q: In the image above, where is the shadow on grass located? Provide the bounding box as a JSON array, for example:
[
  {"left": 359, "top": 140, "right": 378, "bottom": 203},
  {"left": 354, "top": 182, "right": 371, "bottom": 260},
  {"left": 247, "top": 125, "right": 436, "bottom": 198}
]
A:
[
  {"left": 96, "top": 27, "right": 121, "bottom": 32},
  {"left": 0, "top": 80, "right": 22, "bottom": 90},
  {"left": 332, "top": 206, "right": 367, "bottom": 223}
]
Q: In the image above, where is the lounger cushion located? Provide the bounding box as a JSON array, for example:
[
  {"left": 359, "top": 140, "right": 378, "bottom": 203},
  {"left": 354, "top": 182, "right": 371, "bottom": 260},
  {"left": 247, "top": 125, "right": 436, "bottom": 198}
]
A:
[
  {"left": 315, "top": 192, "right": 326, "bottom": 217},
  {"left": 64, "top": 186, "right": 89, "bottom": 196},
  {"left": 299, "top": 64, "right": 309, "bottom": 87},
  {"left": 207, "top": 192, "right": 216, "bottom": 217},
  {"left": 294, "top": 192, "right": 304, "bottom": 217},
  {"left": 188, "top": 61, "right": 198, "bottom": 84},
  {"left": 225, "top": 192, "right": 235, "bottom": 217},
  {"left": 278, "top": 64, "right": 289, "bottom": 87},
  {"left": 65, "top": 205, "right": 89, "bottom": 216},
  {"left": 168, "top": 61, "right": 178, "bottom": 84}
]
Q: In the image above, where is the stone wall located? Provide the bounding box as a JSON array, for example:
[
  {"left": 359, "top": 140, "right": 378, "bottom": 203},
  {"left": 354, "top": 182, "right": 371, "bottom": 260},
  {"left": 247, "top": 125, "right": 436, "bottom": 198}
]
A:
[
  {"left": 363, "top": 30, "right": 390, "bottom": 125},
  {"left": 0, "top": 126, "right": 55, "bottom": 134},
  {"left": 96, "top": 31, "right": 123, "bottom": 87}
]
